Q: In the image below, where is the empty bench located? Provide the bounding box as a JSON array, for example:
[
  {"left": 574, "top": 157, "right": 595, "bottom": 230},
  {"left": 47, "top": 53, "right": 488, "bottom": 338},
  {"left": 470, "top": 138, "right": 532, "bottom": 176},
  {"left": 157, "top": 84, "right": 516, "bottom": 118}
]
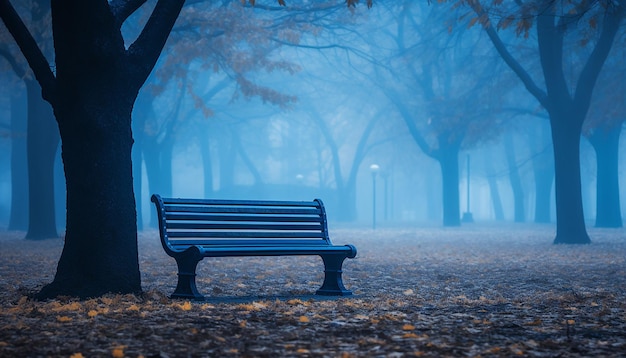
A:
[{"left": 151, "top": 194, "right": 357, "bottom": 300}]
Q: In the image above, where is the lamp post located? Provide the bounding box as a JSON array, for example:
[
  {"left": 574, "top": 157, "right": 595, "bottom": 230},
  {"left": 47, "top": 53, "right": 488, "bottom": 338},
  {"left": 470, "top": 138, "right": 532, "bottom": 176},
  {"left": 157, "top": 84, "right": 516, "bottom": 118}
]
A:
[{"left": 370, "top": 164, "right": 380, "bottom": 230}]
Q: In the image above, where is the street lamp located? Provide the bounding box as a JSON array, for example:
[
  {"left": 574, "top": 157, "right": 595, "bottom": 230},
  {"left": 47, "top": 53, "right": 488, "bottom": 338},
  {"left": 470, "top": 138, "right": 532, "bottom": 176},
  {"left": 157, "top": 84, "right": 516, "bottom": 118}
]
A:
[{"left": 370, "top": 164, "right": 380, "bottom": 230}]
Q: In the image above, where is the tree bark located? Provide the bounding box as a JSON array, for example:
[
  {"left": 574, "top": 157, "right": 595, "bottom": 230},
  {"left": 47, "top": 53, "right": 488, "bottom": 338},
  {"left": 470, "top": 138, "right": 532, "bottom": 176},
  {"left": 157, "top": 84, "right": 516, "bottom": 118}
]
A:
[
  {"left": 550, "top": 116, "right": 590, "bottom": 244},
  {"left": 37, "top": 96, "right": 141, "bottom": 298},
  {"left": 437, "top": 142, "right": 460, "bottom": 227},
  {"left": 587, "top": 125, "right": 622, "bottom": 228}
]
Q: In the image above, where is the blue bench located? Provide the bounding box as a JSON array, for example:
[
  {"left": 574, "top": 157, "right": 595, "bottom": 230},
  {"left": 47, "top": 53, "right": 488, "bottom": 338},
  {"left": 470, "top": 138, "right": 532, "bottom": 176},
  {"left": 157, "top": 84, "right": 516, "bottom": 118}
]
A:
[{"left": 151, "top": 194, "right": 357, "bottom": 300}]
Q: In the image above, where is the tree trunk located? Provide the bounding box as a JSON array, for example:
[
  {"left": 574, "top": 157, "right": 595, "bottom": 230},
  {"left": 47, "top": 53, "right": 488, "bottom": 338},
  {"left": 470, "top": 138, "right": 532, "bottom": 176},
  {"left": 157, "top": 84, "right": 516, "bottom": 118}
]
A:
[
  {"left": 199, "top": 129, "right": 214, "bottom": 197},
  {"left": 8, "top": 86, "right": 28, "bottom": 231},
  {"left": 218, "top": 129, "right": 236, "bottom": 193},
  {"left": 143, "top": 137, "right": 165, "bottom": 227},
  {"left": 550, "top": 117, "right": 590, "bottom": 244},
  {"left": 37, "top": 95, "right": 141, "bottom": 299},
  {"left": 504, "top": 132, "right": 525, "bottom": 222},
  {"left": 161, "top": 137, "right": 174, "bottom": 197},
  {"left": 35, "top": 1, "right": 144, "bottom": 298},
  {"left": 587, "top": 125, "right": 622, "bottom": 228},
  {"left": 531, "top": 121, "right": 553, "bottom": 223},
  {"left": 24, "top": 79, "right": 60, "bottom": 240},
  {"left": 484, "top": 150, "right": 504, "bottom": 221},
  {"left": 336, "top": 185, "right": 357, "bottom": 222},
  {"left": 437, "top": 144, "right": 460, "bottom": 227},
  {"left": 54, "top": 147, "right": 65, "bottom": 232},
  {"left": 132, "top": 141, "right": 143, "bottom": 231}
]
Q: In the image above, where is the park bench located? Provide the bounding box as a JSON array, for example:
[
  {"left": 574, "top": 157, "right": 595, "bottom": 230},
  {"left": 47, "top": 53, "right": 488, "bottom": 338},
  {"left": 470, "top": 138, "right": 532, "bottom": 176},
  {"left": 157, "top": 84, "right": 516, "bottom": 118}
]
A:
[{"left": 151, "top": 194, "right": 357, "bottom": 300}]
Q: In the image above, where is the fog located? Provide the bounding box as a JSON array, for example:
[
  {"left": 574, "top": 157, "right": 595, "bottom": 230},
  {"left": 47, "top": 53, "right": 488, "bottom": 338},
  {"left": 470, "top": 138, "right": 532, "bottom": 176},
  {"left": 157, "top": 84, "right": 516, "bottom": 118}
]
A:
[{"left": 1, "top": 0, "right": 626, "bottom": 234}]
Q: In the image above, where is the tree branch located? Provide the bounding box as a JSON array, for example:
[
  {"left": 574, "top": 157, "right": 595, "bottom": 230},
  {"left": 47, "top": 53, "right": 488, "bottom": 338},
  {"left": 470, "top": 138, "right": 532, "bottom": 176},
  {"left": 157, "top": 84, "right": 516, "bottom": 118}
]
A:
[
  {"left": 384, "top": 87, "right": 435, "bottom": 159},
  {"left": 110, "top": 0, "right": 148, "bottom": 26},
  {"left": 574, "top": 3, "right": 623, "bottom": 111},
  {"left": 126, "top": 0, "right": 186, "bottom": 87},
  {"left": 0, "top": 46, "right": 26, "bottom": 78},
  {"left": 536, "top": 6, "right": 570, "bottom": 107},
  {"left": 0, "top": 0, "right": 56, "bottom": 105},
  {"left": 476, "top": 8, "right": 549, "bottom": 109}
]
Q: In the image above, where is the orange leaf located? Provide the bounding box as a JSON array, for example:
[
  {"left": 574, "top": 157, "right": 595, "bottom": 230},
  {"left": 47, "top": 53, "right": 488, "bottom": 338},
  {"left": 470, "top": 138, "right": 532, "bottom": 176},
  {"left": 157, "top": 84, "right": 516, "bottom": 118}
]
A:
[
  {"left": 112, "top": 346, "right": 125, "bottom": 358},
  {"left": 57, "top": 316, "right": 72, "bottom": 323}
]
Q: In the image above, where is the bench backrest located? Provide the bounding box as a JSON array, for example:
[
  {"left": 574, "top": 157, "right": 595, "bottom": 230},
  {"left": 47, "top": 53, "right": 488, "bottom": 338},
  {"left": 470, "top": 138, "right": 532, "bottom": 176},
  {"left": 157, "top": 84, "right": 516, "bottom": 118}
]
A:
[{"left": 151, "top": 194, "right": 332, "bottom": 254}]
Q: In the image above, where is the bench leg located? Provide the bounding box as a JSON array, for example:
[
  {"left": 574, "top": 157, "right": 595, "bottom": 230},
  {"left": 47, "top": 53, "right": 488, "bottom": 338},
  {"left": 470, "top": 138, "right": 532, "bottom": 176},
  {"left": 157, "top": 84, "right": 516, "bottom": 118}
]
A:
[
  {"left": 316, "top": 254, "right": 352, "bottom": 296},
  {"left": 172, "top": 248, "right": 205, "bottom": 300}
]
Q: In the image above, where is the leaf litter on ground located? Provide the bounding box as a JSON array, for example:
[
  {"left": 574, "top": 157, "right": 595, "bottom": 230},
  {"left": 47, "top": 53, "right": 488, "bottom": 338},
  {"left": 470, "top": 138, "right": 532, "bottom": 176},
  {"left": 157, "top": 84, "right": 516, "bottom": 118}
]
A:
[{"left": 0, "top": 224, "right": 625, "bottom": 357}]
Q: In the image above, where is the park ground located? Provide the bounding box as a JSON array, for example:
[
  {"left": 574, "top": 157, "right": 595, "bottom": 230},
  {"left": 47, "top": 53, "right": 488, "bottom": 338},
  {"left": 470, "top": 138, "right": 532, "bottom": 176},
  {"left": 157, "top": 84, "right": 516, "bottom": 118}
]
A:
[{"left": 0, "top": 224, "right": 625, "bottom": 357}]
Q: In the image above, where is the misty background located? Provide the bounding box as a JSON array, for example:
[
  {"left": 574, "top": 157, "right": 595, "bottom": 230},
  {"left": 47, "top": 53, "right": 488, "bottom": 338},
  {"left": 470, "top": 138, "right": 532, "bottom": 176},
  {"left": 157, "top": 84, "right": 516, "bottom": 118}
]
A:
[{"left": 1, "top": 0, "right": 625, "bottom": 233}]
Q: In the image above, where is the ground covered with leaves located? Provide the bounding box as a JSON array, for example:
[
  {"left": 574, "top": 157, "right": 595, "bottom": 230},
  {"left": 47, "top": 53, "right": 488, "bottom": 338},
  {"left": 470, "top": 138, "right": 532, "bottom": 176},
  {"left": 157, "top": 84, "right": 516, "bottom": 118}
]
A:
[{"left": 1, "top": 225, "right": 625, "bottom": 357}]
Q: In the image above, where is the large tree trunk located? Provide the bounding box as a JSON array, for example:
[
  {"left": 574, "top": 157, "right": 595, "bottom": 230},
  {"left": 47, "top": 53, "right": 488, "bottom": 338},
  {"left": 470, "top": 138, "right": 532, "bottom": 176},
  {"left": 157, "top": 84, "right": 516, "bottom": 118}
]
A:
[
  {"left": 587, "top": 124, "right": 622, "bottom": 228},
  {"left": 437, "top": 143, "right": 460, "bottom": 227},
  {"left": 2, "top": 0, "right": 185, "bottom": 299},
  {"left": 24, "top": 79, "right": 60, "bottom": 240},
  {"left": 35, "top": 1, "right": 144, "bottom": 299},
  {"left": 550, "top": 116, "right": 590, "bottom": 244},
  {"left": 37, "top": 94, "right": 141, "bottom": 299}
]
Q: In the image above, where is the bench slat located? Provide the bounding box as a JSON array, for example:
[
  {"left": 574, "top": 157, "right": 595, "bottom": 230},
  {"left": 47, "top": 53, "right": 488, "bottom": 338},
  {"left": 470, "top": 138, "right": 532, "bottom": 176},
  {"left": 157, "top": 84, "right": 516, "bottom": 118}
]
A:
[
  {"left": 197, "top": 245, "right": 355, "bottom": 257},
  {"left": 167, "top": 239, "right": 328, "bottom": 246},
  {"left": 166, "top": 223, "right": 323, "bottom": 231},
  {"left": 167, "top": 231, "right": 326, "bottom": 239},
  {"left": 162, "top": 198, "right": 320, "bottom": 207},
  {"left": 164, "top": 213, "right": 323, "bottom": 223},
  {"left": 163, "top": 205, "right": 321, "bottom": 215}
]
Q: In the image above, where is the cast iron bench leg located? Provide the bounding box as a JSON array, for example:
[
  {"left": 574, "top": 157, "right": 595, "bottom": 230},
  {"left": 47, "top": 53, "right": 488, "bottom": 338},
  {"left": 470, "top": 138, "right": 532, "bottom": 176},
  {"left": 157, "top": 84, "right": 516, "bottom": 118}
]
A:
[
  {"left": 316, "top": 254, "right": 352, "bottom": 296},
  {"left": 172, "top": 248, "right": 205, "bottom": 300}
]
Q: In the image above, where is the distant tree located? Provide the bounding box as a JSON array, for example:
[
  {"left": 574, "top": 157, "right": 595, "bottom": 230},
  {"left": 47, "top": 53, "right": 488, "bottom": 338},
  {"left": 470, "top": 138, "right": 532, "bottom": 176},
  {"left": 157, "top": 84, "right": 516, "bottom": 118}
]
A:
[
  {"left": 582, "top": 47, "right": 626, "bottom": 228},
  {"left": 528, "top": 119, "right": 554, "bottom": 223},
  {"left": 453, "top": 0, "right": 624, "bottom": 243},
  {"left": 303, "top": 98, "right": 383, "bottom": 222},
  {"left": 370, "top": 0, "right": 509, "bottom": 226},
  {"left": 503, "top": 130, "right": 525, "bottom": 222},
  {"left": 0, "top": 0, "right": 59, "bottom": 240},
  {"left": 6, "top": 86, "right": 28, "bottom": 230}
]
